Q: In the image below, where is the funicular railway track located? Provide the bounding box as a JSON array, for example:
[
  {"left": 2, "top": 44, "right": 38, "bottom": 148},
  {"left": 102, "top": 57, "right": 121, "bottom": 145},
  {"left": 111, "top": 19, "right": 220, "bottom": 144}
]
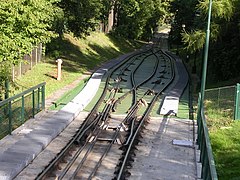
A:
[{"left": 36, "top": 46, "right": 175, "bottom": 180}]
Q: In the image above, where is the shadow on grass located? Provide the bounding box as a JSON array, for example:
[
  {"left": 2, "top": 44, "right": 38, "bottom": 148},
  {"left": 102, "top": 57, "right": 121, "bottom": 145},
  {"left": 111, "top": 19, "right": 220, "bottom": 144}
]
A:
[
  {"left": 45, "top": 34, "right": 144, "bottom": 74},
  {"left": 44, "top": 73, "right": 57, "bottom": 80},
  {"left": 106, "top": 34, "right": 144, "bottom": 53}
]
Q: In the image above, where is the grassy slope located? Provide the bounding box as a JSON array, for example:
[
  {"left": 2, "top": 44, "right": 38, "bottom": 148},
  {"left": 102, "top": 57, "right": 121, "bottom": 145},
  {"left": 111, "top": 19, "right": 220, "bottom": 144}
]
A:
[
  {"left": 210, "top": 121, "right": 240, "bottom": 180},
  {"left": 204, "top": 79, "right": 239, "bottom": 179},
  {"left": 14, "top": 32, "right": 143, "bottom": 98}
]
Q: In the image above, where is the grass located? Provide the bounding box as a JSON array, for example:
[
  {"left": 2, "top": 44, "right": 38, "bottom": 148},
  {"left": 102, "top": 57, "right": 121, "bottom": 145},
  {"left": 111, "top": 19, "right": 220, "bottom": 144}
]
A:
[
  {"left": 177, "top": 84, "right": 190, "bottom": 119},
  {"left": 210, "top": 121, "right": 240, "bottom": 180},
  {"left": 49, "top": 77, "right": 89, "bottom": 110},
  {"left": 13, "top": 32, "right": 144, "bottom": 98},
  {"left": 203, "top": 90, "right": 239, "bottom": 179}
]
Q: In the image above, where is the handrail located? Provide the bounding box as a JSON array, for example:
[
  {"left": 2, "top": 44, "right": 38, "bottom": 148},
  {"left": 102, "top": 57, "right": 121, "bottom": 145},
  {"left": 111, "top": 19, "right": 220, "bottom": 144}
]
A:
[
  {"left": 197, "top": 93, "right": 218, "bottom": 180},
  {"left": 205, "top": 85, "right": 235, "bottom": 92},
  {"left": 0, "top": 82, "right": 46, "bottom": 106},
  {"left": 0, "top": 82, "right": 46, "bottom": 137}
]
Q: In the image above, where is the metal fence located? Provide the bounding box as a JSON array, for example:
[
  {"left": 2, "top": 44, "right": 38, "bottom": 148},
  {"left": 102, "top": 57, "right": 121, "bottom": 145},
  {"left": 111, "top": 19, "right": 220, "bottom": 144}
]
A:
[
  {"left": 197, "top": 93, "right": 218, "bottom": 180},
  {"left": 0, "top": 83, "right": 45, "bottom": 139},
  {"left": 204, "top": 84, "right": 240, "bottom": 122},
  {"left": 12, "top": 43, "right": 43, "bottom": 81},
  {"left": 235, "top": 83, "right": 240, "bottom": 120}
]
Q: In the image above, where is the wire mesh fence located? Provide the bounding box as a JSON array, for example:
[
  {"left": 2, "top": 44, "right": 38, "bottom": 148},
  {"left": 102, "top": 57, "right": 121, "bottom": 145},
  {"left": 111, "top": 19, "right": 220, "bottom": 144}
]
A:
[
  {"left": 12, "top": 43, "right": 43, "bottom": 81},
  {"left": 0, "top": 83, "right": 45, "bottom": 139},
  {"left": 204, "top": 85, "right": 236, "bottom": 128}
]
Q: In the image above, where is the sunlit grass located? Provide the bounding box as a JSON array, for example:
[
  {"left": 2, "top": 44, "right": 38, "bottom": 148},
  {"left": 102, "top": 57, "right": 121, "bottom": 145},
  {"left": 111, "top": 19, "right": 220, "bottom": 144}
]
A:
[
  {"left": 205, "top": 100, "right": 233, "bottom": 130},
  {"left": 177, "top": 84, "right": 190, "bottom": 119},
  {"left": 14, "top": 63, "right": 81, "bottom": 97},
  {"left": 210, "top": 121, "right": 240, "bottom": 179},
  {"left": 13, "top": 32, "right": 143, "bottom": 98},
  {"left": 49, "top": 77, "right": 89, "bottom": 110},
  {"left": 204, "top": 97, "right": 238, "bottom": 179}
]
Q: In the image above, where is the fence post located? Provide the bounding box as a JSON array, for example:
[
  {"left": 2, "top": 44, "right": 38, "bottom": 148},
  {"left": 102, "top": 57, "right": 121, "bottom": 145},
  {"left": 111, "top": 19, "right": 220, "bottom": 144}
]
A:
[
  {"left": 234, "top": 83, "right": 240, "bottom": 120},
  {"left": 32, "top": 90, "right": 35, "bottom": 118},
  {"left": 37, "top": 88, "right": 40, "bottom": 112},
  {"left": 42, "top": 85, "right": 45, "bottom": 110},
  {"left": 4, "top": 80, "right": 9, "bottom": 100},
  {"left": 21, "top": 96, "right": 25, "bottom": 123},
  {"left": 8, "top": 101, "right": 12, "bottom": 135},
  {"left": 197, "top": 93, "right": 202, "bottom": 145}
]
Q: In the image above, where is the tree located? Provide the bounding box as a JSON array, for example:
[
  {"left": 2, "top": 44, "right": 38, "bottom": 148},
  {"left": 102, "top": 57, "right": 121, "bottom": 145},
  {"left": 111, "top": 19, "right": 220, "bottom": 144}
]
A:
[
  {"left": 0, "top": 0, "right": 59, "bottom": 98},
  {"left": 177, "top": 0, "right": 240, "bottom": 82},
  {"left": 169, "top": 0, "right": 198, "bottom": 49},
  {"left": 180, "top": 0, "right": 234, "bottom": 53},
  {"left": 113, "top": 0, "right": 170, "bottom": 40},
  {"left": 58, "top": 0, "right": 105, "bottom": 37}
]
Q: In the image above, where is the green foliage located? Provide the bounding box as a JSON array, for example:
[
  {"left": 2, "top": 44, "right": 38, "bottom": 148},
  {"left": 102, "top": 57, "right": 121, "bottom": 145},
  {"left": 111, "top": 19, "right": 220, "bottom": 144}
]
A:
[
  {"left": 171, "top": 0, "right": 240, "bottom": 83},
  {"left": 205, "top": 100, "right": 233, "bottom": 129},
  {"left": 206, "top": 0, "right": 240, "bottom": 82},
  {"left": 99, "top": 0, "right": 113, "bottom": 26},
  {"left": 113, "top": 0, "right": 170, "bottom": 40},
  {"left": 0, "top": 0, "right": 59, "bottom": 97},
  {"left": 169, "top": 0, "right": 198, "bottom": 46},
  {"left": 198, "top": 0, "right": 233, "bottom": 21},
  {"left": 171, "top": 0, "right": 235, "bottom": 52},
  {"left": 181, "top": 30, "right": 206, "bottom": 53},
  {"left": 58, "top": 0, "right": 105, "bottom": 37},
  {"left": 181, "top": 23, "right": 219, "bottom": 53}
]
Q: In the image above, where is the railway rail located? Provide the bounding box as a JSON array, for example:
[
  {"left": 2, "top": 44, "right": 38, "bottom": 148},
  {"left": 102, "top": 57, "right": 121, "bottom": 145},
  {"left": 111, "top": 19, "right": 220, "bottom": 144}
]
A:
[{"left": 36, "top": 46, "right": 176, "bottom": 179}]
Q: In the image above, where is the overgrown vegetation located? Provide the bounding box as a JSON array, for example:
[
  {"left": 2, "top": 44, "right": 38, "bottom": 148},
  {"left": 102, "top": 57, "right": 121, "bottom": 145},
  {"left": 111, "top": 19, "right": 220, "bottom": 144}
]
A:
[{"left": 205, "top": 101, "right": 233, "bottom": 129}]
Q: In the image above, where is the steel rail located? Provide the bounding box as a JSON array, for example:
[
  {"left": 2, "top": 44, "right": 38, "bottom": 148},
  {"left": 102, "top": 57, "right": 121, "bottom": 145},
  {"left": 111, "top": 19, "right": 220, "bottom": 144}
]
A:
[
  {"left": 113, "top": 50, "right": 167, "bottom": 149},
  {"left": 86, "top": 121, "right": 125, "bottom": 179},
  {"left": 70, "top": 127, "right": 103, "bottom": 179},
  {"left": 72, "top": 101, "right": 143, "bottom": 179},
  {"left": 130, "top": 53, "right": 156, "bottom": 105},
  {"left": 36, "top": 49, "right": 153, "bottom": 179},
  {"left": 86, "top": 106, "right": 141, "bottom": 179},
  {"left": 123, "top": 116, "right": 137, "bottom": 146},
  {"left": 36, "top": 48, "right": 173, "bottom": 180},
  {"left": 74, "top": 50, "right": 152, "bottom": 142},
  {"left": 57, "top": 115, "right": 103, "bottom": 179},
  {"left": 116, "top": 50, "right": 176, "bottom": 180},
  {"left": 113, "top": 49, "right": 163, "bottom": 110},
  {"left": 69, "top": 51, "right": 162, "bottom": 178}
]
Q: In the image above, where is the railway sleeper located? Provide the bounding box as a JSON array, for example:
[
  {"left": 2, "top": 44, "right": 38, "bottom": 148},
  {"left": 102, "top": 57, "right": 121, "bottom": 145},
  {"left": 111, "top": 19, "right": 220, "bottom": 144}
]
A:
[
  {"left": 96, "top": 137, "right": 123, "bottom": 145},
  {"left": 106, "top": 124, "right": 128, "bottom": 132}
]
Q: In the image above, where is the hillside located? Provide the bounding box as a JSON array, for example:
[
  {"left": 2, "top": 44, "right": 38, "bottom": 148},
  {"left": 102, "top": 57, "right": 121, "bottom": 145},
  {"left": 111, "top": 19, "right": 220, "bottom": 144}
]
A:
[{"left": 14, "top": 32, "right": 144, "bottom": 98}]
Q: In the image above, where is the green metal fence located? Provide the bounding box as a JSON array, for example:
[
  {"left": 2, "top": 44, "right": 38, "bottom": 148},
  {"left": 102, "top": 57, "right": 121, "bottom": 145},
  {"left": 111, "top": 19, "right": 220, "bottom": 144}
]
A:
[
  {"left": 196, "top": 83, "right": 240, "bottom": 179},
  {"left": 235, "top": 83, "right": 240, "bottom": 120},
  {"left": 197, "top": 93, "right": 218, "bottom": 180},
  {"left": 0, "top": 82, "right": 45, "bottom": 138},
  {"left": 204, "top": 84, "right": 240, "bottom": 123}
]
